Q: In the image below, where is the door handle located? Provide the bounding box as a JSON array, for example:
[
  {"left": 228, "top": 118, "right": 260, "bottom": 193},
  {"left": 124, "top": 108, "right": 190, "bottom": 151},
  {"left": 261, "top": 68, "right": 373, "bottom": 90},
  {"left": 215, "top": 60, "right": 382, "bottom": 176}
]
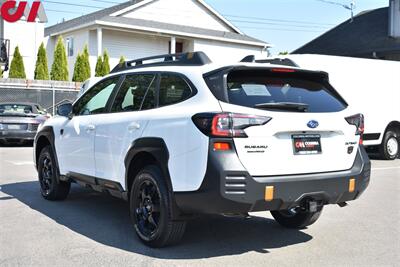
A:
[
  {"left": 128, "top": 123, "right": 141, "bottom": 131},
  {"left": 85, "top": 125, "right": 96, "bottom": 132}
]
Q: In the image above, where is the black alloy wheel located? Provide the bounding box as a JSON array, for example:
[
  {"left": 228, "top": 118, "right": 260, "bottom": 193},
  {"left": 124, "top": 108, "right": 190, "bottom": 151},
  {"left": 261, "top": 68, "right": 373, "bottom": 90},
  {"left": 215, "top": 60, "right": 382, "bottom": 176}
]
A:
[
  {"left": 39, "top": 155, "right": 53, "bottom": 196},
  {"left": 37, "top": 146, "right": 70, "bottom": 200},
  {"left": 130, "top": 165, "right": 186, "bottom": 247},
  {"left": 134, "top": 179, "right": 162, "bottom": 240}
]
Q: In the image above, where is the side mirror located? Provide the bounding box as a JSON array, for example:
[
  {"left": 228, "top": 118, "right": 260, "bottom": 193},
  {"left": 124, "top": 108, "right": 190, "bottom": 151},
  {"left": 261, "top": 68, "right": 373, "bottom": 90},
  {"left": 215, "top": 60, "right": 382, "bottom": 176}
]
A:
[{"left": 56, "top": 103, "right": 73, "bottom": 118}]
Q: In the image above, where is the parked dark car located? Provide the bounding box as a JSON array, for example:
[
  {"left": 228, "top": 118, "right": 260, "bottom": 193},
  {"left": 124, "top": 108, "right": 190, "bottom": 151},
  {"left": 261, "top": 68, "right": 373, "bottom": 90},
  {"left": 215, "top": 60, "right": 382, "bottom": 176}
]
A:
[{"left": 0, "top": 103, "right": 49, "bottom": 144}]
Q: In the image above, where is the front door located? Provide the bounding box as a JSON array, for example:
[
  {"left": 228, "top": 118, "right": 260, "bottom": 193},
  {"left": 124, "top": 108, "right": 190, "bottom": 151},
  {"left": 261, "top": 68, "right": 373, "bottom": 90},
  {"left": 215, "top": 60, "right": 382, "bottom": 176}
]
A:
[{"left": 57, "top": 77, "right": 121, "bottom": 177}]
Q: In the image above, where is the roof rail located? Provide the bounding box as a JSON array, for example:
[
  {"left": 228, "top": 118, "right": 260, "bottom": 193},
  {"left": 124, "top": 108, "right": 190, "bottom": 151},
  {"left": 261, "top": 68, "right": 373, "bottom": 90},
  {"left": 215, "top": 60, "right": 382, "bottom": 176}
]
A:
[
  {"left": 111, "top": 51, "right": 212, "bottom": 73},
  {"left": 240, "top": 55, "right": 299, "bottom": 67}
]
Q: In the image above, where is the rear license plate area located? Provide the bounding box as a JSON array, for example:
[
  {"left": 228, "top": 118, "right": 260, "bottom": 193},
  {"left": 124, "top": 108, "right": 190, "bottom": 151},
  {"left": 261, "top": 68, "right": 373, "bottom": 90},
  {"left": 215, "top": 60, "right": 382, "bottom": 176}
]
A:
[
  {"left": 292, "top": 134, "right": 322, "bottom": 155},
  {"left": 7, "top": 124, "right": 21, "bottom": 130}
]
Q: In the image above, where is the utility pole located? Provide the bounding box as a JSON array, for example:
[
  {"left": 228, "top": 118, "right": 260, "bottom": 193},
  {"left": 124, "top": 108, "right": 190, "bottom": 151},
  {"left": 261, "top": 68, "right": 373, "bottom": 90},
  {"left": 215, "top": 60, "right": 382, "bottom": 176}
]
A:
[{"left": 317, "top": 0, "right": 356, "bottom": 22}]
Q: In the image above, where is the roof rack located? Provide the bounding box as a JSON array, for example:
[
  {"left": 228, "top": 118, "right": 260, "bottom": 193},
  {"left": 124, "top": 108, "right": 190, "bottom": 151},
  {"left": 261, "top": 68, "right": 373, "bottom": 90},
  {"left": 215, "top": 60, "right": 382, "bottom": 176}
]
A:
[
  {"left": 111, "top": 51, "right": 212, "bottom": 73},
  {"left": 240, "top": 55, "right": 299, "bottom": 67}
]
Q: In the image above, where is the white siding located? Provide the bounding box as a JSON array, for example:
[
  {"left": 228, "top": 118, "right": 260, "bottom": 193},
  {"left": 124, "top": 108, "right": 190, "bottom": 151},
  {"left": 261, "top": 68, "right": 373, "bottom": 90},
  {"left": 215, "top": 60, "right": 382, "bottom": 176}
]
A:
[
  {"left": 193, "top": 39, "right": 266, "bottom": 64},
  {"left": 2, "top": 20, "right": 44, "bottom": 79},
  {"left": 121, "top": 0, "right": 231, "bottom": 32},
  {"left": 102, "top": 29, "right": 169, "bottom": 70}
]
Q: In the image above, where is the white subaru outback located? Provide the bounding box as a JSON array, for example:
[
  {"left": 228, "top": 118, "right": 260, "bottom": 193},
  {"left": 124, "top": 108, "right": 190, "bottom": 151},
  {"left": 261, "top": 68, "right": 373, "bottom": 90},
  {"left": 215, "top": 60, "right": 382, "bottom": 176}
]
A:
[{"left": 34, "top": 52, "right": 370, "bottom": 247}]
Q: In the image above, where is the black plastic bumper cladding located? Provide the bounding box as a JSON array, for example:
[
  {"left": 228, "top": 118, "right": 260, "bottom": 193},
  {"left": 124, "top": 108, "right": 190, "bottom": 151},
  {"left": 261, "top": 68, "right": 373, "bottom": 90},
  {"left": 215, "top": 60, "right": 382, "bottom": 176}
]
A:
[{"left": 174, "top": 140, "right": 371, "bottom": 214}]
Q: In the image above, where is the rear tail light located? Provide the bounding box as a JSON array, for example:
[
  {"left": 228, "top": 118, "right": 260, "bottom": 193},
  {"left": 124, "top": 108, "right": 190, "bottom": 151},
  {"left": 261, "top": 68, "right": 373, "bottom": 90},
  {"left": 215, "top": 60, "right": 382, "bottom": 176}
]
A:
[
  {"left": 346, "top": 113, "right": 364, "bottom": 144},
  {"left": 192, "top": 113, "right": 272, "bottom": 138}
]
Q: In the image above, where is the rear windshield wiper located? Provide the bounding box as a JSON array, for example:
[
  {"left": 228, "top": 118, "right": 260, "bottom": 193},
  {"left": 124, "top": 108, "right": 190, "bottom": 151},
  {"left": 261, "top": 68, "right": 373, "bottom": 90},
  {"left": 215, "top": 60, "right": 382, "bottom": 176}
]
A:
[{"left": 254, "top": 102, "right": 309, "bottom": 112}]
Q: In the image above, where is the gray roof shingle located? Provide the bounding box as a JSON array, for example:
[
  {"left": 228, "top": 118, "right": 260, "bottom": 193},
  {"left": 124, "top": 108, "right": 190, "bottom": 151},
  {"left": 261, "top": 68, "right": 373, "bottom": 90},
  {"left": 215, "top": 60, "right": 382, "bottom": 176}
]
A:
[
  {"left": 293, "top": 7, "right": 400, "bottom": 57},
  {"left": 45, "top": 0, "right": 267, "bottom": 46}
]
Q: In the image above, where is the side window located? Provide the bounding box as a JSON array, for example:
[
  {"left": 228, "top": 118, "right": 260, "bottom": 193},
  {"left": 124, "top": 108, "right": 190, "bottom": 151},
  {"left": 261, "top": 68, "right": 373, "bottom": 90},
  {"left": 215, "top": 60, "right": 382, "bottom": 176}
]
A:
[
  {"left": 159, "top": 74, "right": 192, "bottom": 107},
  {"left": 74, "top": 77, "right": 119, "bottom": 116},
  {"left": 111, "top": 74, "right": 156, "bottom": 112}
]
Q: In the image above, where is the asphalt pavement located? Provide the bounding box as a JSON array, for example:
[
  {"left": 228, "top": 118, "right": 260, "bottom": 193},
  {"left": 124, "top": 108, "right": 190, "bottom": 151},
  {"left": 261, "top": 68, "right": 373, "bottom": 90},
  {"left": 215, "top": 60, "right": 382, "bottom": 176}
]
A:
[{"left": 0, "top": 146, "right": 399, "bottom": 267}]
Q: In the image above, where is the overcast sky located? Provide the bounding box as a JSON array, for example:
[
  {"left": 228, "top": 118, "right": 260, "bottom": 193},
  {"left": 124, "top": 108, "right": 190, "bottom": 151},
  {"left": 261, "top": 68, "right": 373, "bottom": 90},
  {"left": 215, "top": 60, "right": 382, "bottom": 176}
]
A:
[{"left": 43, "top": 0, "right": 388, "bottom": 55}]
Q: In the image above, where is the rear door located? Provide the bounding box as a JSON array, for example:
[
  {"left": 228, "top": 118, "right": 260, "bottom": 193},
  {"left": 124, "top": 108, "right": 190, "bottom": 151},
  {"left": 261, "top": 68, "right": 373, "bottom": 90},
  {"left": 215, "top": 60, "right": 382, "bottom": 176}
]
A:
[
  {"left": 93, "top": 73, "right": 158, "bottom": 184},
  {"left": 206, "top": 67, "right": 360, "bottom": 176}
]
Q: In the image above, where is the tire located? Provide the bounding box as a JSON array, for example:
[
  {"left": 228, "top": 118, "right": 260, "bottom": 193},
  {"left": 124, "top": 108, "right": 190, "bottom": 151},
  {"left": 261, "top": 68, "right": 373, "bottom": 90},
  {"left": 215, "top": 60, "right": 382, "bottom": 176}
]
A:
[
  {"left": 129, "top": 165, "right": 186, "bottom": 247},
  {"left": 37, "top": 146, "right": 70, "bottom": 201},
  {"left": 271, "top": 207, "right": 323, "bottom": 229},
  {"left": 379, "top": 130, "right": 399, "bottom": 160}
]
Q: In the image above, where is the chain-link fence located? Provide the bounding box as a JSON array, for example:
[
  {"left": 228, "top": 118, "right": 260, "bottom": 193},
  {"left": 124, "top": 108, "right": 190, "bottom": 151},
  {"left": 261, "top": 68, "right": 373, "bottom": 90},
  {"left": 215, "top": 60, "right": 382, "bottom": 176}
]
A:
[{"left": 0, "top": 79, "right": 80, "bottom": 115}]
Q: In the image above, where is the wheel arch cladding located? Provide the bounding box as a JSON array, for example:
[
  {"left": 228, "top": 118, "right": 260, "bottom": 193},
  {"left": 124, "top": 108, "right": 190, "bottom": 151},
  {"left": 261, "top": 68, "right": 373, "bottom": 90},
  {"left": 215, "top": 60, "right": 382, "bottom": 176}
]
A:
[
  {"left": 386, "top": 121, "right": 400, "bottom": 134},
  {"left": 35, "top": 126, "right": 57, "bottom": 172},
  {"left": 124, "top": 138, "right": 172, "bottom": 195}
]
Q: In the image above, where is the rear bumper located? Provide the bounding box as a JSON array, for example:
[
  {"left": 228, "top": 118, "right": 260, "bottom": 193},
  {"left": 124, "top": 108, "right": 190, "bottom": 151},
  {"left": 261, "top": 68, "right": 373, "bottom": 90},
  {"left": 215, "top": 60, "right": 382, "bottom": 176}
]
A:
[
  {"left": 175, "top": 140, "right": 371, "bottom": 214},
  {"left": 0, "top": 131, "right": 36, "bottom": 143}
]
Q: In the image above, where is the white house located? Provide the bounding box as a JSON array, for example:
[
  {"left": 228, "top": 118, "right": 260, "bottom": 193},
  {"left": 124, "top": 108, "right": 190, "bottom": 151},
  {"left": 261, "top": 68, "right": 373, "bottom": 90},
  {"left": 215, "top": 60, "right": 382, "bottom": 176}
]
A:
[
  {"left": 0, "top": 0, "right": 47, "bottom": 78},
  {"left": 45, "top": 0, "right": 270, "bottom": 80}
]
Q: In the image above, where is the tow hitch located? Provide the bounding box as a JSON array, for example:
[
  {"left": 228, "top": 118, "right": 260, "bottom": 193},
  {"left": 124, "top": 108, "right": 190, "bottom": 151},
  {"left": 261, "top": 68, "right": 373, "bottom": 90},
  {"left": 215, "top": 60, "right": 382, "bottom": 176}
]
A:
[{"left": 300, "top": 199, "right": 324, "bottom": 212}]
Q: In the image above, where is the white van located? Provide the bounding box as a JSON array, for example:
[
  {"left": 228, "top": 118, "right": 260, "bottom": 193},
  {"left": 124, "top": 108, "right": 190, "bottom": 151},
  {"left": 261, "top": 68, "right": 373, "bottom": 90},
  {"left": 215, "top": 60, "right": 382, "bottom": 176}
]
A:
[{"left": 286, "top": 54, "right": 400, "bottom": 160}]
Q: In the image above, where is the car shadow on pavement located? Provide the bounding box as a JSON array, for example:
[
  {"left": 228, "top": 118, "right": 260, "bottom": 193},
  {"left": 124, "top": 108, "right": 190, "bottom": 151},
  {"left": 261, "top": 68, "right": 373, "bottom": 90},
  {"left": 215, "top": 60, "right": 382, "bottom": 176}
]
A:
[
  {"left": 1, "top": 181, "right": 313, "bottom": 259},
  {"left": 0, "top": 142, "right": 33, "bottom": 147}
]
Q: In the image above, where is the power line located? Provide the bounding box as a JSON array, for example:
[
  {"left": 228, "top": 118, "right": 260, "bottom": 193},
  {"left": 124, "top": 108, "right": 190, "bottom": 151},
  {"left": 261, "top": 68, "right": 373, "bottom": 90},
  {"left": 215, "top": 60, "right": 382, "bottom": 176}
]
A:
[
  {"left": 223, "top": 14, "right": 335, "bottom": 26},
  {"left": 89, "top": 0, "right": 121, "bottom": 4},
  {"left": 46, "top": 9, "right": 84, "bottom": 15},
  {"left": 42, "top": 0, "right": 334, "bottom": 32},
  {"left": 239, "top": 26, "right": 326, "bottom": 33},
  {"left": 229, "top": 19, "right": 330, "bottom": 29},
  {"left": 42, "top": 1, "right": 105, "bottom": 9}
]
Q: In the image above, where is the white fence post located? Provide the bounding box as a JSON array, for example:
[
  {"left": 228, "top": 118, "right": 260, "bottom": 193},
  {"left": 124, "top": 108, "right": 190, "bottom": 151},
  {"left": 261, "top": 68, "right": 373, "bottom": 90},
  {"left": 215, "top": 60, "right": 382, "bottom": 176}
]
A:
[{"left": 52, "top": 84, "right": 56, "bottom": 116}]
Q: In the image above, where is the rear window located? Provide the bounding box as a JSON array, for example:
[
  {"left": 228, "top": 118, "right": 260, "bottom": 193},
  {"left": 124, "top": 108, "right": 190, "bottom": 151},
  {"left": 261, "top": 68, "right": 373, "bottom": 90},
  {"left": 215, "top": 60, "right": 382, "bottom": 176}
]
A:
[
  {"left": 0, "top": 104, "right": 34, "bottom": 115},
  {"left": 159, "top": 74, "right": 192, "bottom": 107},
  {"left": 207, "top": 69, "right": 347, "bottom": 113}
]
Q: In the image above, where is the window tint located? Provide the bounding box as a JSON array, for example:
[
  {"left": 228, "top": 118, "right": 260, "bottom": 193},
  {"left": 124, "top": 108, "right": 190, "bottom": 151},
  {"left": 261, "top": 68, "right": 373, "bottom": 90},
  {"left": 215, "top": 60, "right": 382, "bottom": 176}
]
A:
[
  {"left": 112, "top": 74, "right": 156, "bottom": 112},
  {"left": 74, "top": 77, "right": 119, "bottom": 116},
  {"left": 159, "top": 74, "right": 192, "bottom": 107},
  {"left": 224, "top": 70, "right": 346, "bottom": 113}
]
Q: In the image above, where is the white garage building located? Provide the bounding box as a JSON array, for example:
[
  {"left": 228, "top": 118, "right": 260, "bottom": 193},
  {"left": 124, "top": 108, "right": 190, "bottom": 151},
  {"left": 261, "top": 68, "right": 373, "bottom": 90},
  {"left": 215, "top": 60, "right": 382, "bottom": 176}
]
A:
[{"left": 45, "top": 0, "right": 270, "bottom": 80}]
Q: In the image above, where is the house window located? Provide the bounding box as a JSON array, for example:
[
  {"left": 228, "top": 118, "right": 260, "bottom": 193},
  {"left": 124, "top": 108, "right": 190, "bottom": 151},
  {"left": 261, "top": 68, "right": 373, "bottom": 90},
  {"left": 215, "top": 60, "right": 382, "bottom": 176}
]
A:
[{"left": 66, "top": 37, "right": 74, "bottom": 57}]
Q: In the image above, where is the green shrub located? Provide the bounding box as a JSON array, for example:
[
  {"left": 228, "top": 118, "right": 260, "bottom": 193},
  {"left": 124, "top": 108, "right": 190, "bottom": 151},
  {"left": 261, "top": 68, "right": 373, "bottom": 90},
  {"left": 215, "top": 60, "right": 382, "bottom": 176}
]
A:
[
  {"left": 102, "top": 50, "right": 110, "bottom": 76},
  {"left": 50, "top": 36, "right": 69, "bottom": 81},
  {"left": 9, "top": 46, "right": 26, "bottom": 79},
  {"left": 34, "top": 43, "right": 49, "bottom": 80},
  {"left": 119, "top": 55, "right": 126, "bottom": 66},
  {"left": 95, "top": 56, "right": 103, "bottom": 77},
  {"left": 72, "top": 53, "right": 83, "bottom": 82},
  {"left": 81, "top": 45, "right": 91, "bottom": 81}
]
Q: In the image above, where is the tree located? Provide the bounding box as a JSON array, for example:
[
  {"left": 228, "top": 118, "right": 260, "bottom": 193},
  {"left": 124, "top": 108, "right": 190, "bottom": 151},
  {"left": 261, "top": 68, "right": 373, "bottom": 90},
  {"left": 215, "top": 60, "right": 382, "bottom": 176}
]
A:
[
  {"left": 34, "top": 42, "right": 49, "bottom": 80},
  {"left": 278, "top": 51, "right": 289, "bottom": 55},
  {"left": 9, "top": 46, "right": 26, "bottom": 79},
  {"left": 51, "top": 36, "right": 69, "bottom": 81},
  {"left": 102, "top": 50, "right": 110, "bottom": 76},
  {"left": 81, "top": 45, "right": 91, "bottom": 81},
  {"left": 95, "top": 56, "right": 103, "bottom": 77},
  {"left": 72, "top": 53, "right": 83, "bottom": 82}
]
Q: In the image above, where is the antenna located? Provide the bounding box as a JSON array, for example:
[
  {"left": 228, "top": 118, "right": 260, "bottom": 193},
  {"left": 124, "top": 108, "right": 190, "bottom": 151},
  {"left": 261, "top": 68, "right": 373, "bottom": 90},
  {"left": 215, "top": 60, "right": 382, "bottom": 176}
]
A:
[{"left": 317, "top": 0, "right": 356, "bottom": 22}]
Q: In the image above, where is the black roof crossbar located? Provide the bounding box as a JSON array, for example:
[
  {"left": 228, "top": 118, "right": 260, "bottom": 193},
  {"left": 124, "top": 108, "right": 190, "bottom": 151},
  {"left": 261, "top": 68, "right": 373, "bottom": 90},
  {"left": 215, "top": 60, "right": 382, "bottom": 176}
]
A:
[
  {"left": 111, "top": 51, "right": 212, "bottom": 73},
  {"left": 240, "top": 55, "right": 299, "bottom": 67}
]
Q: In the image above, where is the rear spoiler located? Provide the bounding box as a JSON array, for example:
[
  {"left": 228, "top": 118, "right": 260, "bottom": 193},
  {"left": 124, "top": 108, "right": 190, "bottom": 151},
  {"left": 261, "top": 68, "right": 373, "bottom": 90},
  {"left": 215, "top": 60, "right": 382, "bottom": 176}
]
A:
[{"left": 240, "top": 55, "right": 299, "bottom": 68}]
